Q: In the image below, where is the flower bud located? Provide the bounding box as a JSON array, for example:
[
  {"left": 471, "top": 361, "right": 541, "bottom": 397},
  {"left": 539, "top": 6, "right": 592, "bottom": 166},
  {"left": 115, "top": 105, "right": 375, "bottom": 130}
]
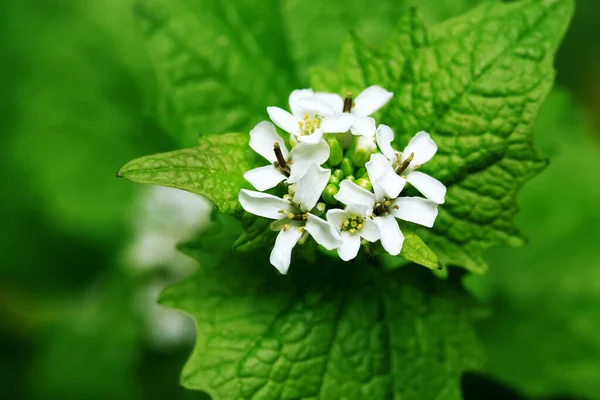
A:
[
  {"left": 322, "top": 183, "right": 339, "bottom": 205},
  {"left": 344, "top": 175, "right": 356, "bottom": 183},
  {"left": 333, "top": 169, "right": 345, "bottom": 181},
  {"left": 355, "top": 167, "right": 368, "bottom": 179},
  {"left": 355, "top": 178, "right": 372, "bottom": 192},
  {"left": 340, "top": 157, "right": 354, "bottom": 178},
  {"left": 328, "top": 174, "right": 340, "bottom": 185},
  {"left": 313, "top": 202, "right": 326, "bottom": 216},
  {"left": 351, "top": 136, "right": 377, "bottom": 167},
  {"left": 326, "top": 136, "right": 343, "bottom": 166}
]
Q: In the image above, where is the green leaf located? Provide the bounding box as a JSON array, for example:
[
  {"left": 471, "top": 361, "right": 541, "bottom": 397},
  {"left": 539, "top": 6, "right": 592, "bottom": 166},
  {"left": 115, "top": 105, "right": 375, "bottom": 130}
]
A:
[
  {"left": 134, "top": 0, "right": 301, "bottom": 146},
  {"left": 399, "top": 227, "right": 441, "bottom": 271},
  {"left": 467, "top": 90, "right": 600, "bottom": 399},
  {"left": 118, "top": 133, "right": 259, "bottom": 214},
  {"left": 162, "top": 227, "right": 484, "bottom": 400},
  {"left": 312, "top": 0, "right": 574, "bottom": 273}
]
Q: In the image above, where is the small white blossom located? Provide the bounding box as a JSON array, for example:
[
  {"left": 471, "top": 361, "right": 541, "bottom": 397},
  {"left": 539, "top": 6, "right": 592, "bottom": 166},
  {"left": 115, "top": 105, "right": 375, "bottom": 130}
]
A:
[
  {"left": 309, "top": 85, "right": 393, "bottom": 138},
  {"left": 267, "top": 89, "right": 354, "bottom": 145},
  {"left": 239, "top": 164, "right": 341, "bottom": 274},
  {"left": 335, "top": 179, "right": 438, "bottom": 256},
  {"left": 326, "top": 205, "right": 380, "bottom": 261},
  {"left": 244, "top": 121, "right": 330, "bottom": 190},
  {"left": 375, "top": 125, "right": 447, "bottom": 204}
]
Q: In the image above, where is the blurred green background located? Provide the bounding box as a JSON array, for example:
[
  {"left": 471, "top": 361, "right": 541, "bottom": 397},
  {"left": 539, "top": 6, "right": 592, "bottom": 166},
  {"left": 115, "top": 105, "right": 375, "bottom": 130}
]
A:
[{"left": 1, "top": 0, "right": 599, "bottom": 399}]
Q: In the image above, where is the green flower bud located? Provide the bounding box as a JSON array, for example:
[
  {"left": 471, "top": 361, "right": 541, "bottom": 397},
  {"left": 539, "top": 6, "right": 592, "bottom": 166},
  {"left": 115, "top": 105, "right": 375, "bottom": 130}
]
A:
[
  {"left": 333, "top": 168, "right": 345, "bottom": 181},
  {"left": 328, "top": 174, "right": 340, "bottom": 185},
  {"left": 355, "top": 167, "right": 367, "bottom": 179},
  {"left": 326, "top": 136, "right": 343, "bottom": 166},
  {"left": 344, "top": 175, "right": 356, "bottom": 183},
  {"left": 355, "top": 178, "right": 373, "bottom": 192},
  {"left": 322, "top": 183, "right": 339, "bottom": 205},
  {"left": 351, "top": 136, "right": 377, "bottom": 167},
  {"left": 313, "top": 202, "right": 326, "bottom": 216},
  {"left": 340, "top": 157, "right": 354, "bottom": 177}
]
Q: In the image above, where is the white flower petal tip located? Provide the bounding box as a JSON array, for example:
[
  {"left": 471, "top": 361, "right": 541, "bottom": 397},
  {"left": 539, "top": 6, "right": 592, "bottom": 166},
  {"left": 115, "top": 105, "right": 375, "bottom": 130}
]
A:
[
  {"left": 293, "top": 164, "right": 331, "bottom": 212},
  {"left": 392, "top": 197, "right": 439, "bottom": 228},
  {"left": 267, "top": 106, "right": 298, "bottom": 135},
  {"left": 375, "top": 215, "right": 404, "bottom": 256},
  {"left": 238, "top": 189, "right": 293, "bottom": 220},
  {"left": 350, "top": 116, "right": 376, "bottom": 137},
  {"left": 353, "top": 86, "right": 394, "bottom": 117},
  {"left": 243, "top": 165, "right": 286, "bottom": 191},
  {"left": 305, "top": 214, "right": 342, "bottom": 250},
  {"left": 337, "top": 231, "right": 361, "bottom": 261},
  {"left": 270, "top": 224, "right": 303, "bottom": 274},
  {"left": 320, "top": 114, "right": 355, "bottom": 133},
  {"left": 401, "top": 131, "right": 437, "bottom": 166},
  {"left": 375, "top": 124, "right": 398, "bottom": 162},
  {"left": 249, "top": 121, "right": 288, "bottom": 163},
  {"left": 406, "top": 171, "right": 447, "bottom": 204},
  {"left": 334, "top": 180, "right": 376, "bottom": 210}
]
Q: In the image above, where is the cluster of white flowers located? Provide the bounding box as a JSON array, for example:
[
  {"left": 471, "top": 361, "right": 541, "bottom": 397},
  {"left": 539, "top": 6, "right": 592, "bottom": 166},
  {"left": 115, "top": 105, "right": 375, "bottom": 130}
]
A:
[{"left": 239, "top": 86, "right": 447, "bottom": 274}]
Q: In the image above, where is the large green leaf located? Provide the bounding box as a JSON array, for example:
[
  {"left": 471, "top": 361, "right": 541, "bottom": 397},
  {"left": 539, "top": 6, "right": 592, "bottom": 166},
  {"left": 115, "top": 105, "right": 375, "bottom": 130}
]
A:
[
  {"left": 118, "top": 133, "right": 259, "bottom": 214},
  {"left": 162, "top": 223, "right": 484, "bottom": 400},
  {"left": 312, "top": 0, "right": 574, "bottom": 273},
  {"left": 468, "top": 90, "right": 600, "bottom": 399}
]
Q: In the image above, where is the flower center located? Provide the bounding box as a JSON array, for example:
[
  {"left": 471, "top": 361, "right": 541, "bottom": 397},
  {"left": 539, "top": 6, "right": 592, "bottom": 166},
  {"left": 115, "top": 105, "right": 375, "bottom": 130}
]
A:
[
  {"left": 373, "top": 199, "right": 399, "bottom": 217},
  {"left": 341, "top": 216, "right": 364, "bottom": 234},
  {"left": 298, "top": 113, "right": 321, "bottom": 136}
]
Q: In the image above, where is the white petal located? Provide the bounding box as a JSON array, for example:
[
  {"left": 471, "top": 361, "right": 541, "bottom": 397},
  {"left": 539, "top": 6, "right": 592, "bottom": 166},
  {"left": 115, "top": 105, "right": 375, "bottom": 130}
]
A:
[
  {"left": 366, "top": 153, "right": 406, "bottom": 201},
  {"left": 345, "top": 204, "right": 370, "bottom": 218},
  {"left": 296, "top": 97, "right": 335, "bottom": 116},
  {"left": 320, "top": 114, "right": 355, "bottom": 133},
  {"left": 289, "top": 89, "right": 314, "bottom": 117},
  {"left": 334, "top": 180, "right": 376, "bottom": 210},
  {"left": 249, "top": 121, "right": 289, "bottom": 163},
  {"left": 289, "top": 140, "right": 330, "bottom": 166},
  {"left": 401, "top": 131, "right": 437, "bottom": 167},
  {"left": 374, "top": 215, "right": 404, "bottom": 256},
  {"left": 288, "top": 140, "right": 330, "bottom": 183},
  {"left": 350, "top": 116, "right": 376, "bottom": 137},
  {"left": 239, "top": 189, "right": 293, "bottom": 220},
  {"left": 305, "top": 214, "right": 342, "bottom": 250},
  {"left": 391, "top": 197, "right": 439, "bottom": 228},
  {"left": 243, "top": 165, "right": 287, "bottom": 191},
  {"left": 296, "top": 129, "right": 324, "bottom": 145},
  {"left": 314, "top": 92, "right": 344, "bottom": 113},
  {"left": 326, "top": 208, "right": 348, "bottom": 230},
  {"left": 267, "top": 106, "right": 299, "bottom": 135},
  {"left": 337, "top": 231, "right": 361, "bottom": 261},
  {"left": 352, "top": 85, "right": 393, "bottom": 116},
  {"left": 406, "top": 171, "right": 446, "bottom": 204},
  {"left": 293, "top": 163, "right": 330, "bottom": 211},
  {"left": 375, "top": 124, "right": 398, "bottom": 163},
  {"left": 270, "top": 224, "right": 303, "bottom": 274},
  {"left": 360, "top": 219, "right": 380, "bottom": 242}
]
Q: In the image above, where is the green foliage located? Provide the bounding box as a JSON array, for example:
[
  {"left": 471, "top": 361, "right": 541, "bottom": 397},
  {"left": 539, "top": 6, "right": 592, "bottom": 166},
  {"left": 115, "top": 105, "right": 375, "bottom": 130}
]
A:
[
  {"left": 312, "top": 0, "right": 574, "bottom": 274},
  {"left": 468, "top": 90, "right": 600, "bottom": 399},
  {"left": 399, "top": 227, "right": 441, "bottom": 271},
  {"left": 118, "top": 133, "right": 260, "bottom": 214},
  {"left": 162, "top": 222, "right": 484, "bottom": 400}
]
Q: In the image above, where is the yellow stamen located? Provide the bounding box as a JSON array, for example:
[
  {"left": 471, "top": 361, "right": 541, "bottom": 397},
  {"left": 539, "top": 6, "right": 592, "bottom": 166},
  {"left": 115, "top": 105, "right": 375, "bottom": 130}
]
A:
[
  {"left": 283, "top": 224, "right": 290, "bottom": 231},
  {"left": 287, "top": 213, "right": 295, "bottom": 219},
  {"left": 349, "top": 228, "right": 356, "bottom": 234}
]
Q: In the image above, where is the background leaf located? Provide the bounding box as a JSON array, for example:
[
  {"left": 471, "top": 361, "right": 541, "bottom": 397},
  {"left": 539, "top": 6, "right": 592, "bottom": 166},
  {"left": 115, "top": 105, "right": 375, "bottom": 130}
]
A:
[
  {"left": 466, "top": 90, "right": 600, "bottom": 400},
  {"left": 161, "top": 223, "right": 484, "bottom": 400},
  {"left": 312, "top": 0, "right": 574, "bottom": 274},
  {"left": 119, "top": 133, "right": 260, "bottom": 214}
]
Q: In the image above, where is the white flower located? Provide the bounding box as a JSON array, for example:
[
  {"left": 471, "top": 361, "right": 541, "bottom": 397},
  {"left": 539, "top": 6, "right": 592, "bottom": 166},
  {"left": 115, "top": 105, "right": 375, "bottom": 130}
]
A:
[
  {"left": 334, "top": 180, "right": 438, "bottom": 256},
  {"left": 267, "top": 89, "right": 355, "bottom": 145},
  {"left": 239, "top": 164, "right": 341, "bottom": 274},
  {"left": 375, "top": 125, "right": 447, "bottom": 204},
  {"left": 326, "top": 205, "right": 380, "bottom": 261},
  {"left": 243, "top": 121, "right": 330, "bottom": 191},
  {"left": 310, "top": 85, "right": 393, "bottom": 138}
]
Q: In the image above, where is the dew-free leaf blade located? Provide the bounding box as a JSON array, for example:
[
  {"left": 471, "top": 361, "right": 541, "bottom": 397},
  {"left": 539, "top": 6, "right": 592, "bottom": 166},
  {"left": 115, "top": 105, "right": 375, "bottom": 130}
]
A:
[
  {"left": 162, "top": 229, "right": 484, "bottom": 400},
  {"left": 312, "top": 0, "right": 575, "bottom": 273},
  {"left": 118, "top": 133, "right": 258, "bottom": 214}
]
